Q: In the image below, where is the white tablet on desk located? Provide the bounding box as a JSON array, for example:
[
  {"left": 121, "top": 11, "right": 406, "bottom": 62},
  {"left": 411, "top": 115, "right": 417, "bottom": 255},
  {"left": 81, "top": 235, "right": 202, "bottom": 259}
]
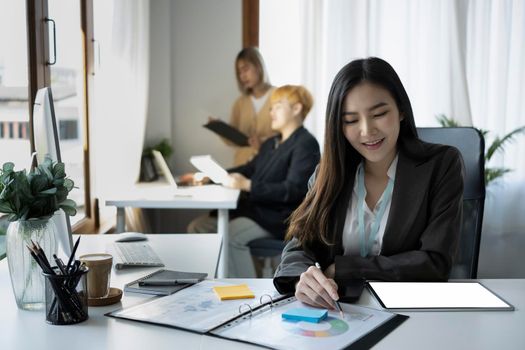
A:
[{"left": 368, "top": 281, "right": 514, "bottom": 311}]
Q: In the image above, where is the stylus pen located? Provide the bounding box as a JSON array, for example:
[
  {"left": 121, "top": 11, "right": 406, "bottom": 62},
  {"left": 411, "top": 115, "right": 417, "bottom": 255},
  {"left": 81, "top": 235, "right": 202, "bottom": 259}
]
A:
[
  {"left": 139, "top": 279, "right": 201, "bottom": 286},
  {"left": 315, "top": 262, "right": 344, "bottom": 319}
]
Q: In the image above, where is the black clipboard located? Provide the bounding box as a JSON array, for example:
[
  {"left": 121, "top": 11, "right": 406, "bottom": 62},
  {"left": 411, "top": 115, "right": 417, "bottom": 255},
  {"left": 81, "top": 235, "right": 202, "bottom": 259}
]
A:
[{"left": 204, "top": 120, "right": 249, "bottom": 147}]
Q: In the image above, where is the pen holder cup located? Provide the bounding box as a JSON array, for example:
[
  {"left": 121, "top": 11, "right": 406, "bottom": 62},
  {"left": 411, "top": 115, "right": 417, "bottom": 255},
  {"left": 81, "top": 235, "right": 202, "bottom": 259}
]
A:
[{"left": 42, "top": 266, "right": 89, "bottom": 325}]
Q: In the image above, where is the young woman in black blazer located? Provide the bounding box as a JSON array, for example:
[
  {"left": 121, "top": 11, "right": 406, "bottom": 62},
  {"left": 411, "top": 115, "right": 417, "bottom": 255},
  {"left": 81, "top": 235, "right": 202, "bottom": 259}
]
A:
[{"left": 273, "top": 57, "right": 464, "bottom": 309}]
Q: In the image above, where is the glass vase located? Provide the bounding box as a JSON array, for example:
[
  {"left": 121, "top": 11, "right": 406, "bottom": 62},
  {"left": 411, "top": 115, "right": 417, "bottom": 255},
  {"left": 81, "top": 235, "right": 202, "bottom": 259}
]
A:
[{"left": 6, "top": 218, "right": 58, "bottom": 310}]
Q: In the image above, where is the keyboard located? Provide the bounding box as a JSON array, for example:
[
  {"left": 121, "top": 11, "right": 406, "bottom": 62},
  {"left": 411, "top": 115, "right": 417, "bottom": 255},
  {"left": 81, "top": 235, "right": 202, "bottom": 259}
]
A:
[{"left": 113, "top": 242, "right": 165, "bottom": 269}]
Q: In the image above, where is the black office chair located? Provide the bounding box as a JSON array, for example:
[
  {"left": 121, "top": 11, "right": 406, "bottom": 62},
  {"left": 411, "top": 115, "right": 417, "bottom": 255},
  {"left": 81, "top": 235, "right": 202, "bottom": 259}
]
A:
[
  {"left": 249, "top": 238, "right": 286, "bottom": 278},
  {"left": 418, "top": 127, "right": 485, "bottom": 279}
]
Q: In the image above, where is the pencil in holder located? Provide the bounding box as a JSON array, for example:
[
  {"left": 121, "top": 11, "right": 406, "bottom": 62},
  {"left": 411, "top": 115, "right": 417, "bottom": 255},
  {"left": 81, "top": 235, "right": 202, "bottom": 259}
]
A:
[{"left": 42, "top": 266, "right": 89, "bottom": 325}]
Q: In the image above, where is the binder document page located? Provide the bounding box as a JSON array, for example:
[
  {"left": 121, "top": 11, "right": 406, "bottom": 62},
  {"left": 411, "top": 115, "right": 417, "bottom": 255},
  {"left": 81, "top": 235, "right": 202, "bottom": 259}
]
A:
[
  {"left": 212, "top": 298, "right": 395, "bottom": 350},
  {"left": 108, "top": 280, "right": 281, "bottom": 333}
]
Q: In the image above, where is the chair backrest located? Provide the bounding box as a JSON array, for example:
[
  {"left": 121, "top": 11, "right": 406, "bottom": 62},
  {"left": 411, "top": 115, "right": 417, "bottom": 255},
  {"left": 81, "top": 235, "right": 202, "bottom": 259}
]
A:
[{"left": 417, "top": 127, "right": 485, "bottom": 278}]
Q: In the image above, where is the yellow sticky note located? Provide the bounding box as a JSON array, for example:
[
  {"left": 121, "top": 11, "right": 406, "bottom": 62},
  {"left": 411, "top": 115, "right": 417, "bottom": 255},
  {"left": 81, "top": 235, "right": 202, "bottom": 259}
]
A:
[{"left": 213, "top": 284, "right": 255, "bottom": 300}]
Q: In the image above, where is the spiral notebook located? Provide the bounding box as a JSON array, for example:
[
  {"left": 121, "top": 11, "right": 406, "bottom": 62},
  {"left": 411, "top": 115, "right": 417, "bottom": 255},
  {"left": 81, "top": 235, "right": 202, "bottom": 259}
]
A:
[
  {"left": 107, "top": 280, "right": 407, "bottom": 349},
  {"left": 124, "top": 269, "right": 207, "bottom": 296}
]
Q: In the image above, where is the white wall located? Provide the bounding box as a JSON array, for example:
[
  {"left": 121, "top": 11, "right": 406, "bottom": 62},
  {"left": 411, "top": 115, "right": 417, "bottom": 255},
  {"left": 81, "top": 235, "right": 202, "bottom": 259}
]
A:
[
  {"left": 145, "top": 0, "right": 172, "bottom": 147},
  {"left": 171, "top": 0, "right": 241, "bottom": 172},
  {"left": 145, "top": 0, "right": 242, "bottom": 232},
  {"left": 146, "top": 0, "right": 241, "bottom": 170}
]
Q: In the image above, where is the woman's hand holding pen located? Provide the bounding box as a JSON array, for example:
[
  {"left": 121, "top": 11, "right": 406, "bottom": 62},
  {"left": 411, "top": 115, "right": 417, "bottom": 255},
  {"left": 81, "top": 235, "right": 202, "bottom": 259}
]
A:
[{"left": 295, "top": 265, "right": 339, "bottom": 310}]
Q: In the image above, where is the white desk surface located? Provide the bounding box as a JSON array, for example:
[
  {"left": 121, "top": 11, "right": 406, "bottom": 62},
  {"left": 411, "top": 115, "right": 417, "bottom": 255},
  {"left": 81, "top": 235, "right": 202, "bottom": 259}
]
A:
[
  {"left": 104, "top": 183, "right": 240, "bottom": 277},
  {"left": 105, "top": 183, "right": 240, "bottom": 209},
  {"left": 1, "top": 234, "right": 524, "bottom": 350}
]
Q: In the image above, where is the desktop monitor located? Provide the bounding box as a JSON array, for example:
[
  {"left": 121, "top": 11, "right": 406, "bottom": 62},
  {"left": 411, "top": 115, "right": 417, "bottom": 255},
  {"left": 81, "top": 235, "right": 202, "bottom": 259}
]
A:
[{"left": 32, "top": 87, "right": 74, "bottom": 254}]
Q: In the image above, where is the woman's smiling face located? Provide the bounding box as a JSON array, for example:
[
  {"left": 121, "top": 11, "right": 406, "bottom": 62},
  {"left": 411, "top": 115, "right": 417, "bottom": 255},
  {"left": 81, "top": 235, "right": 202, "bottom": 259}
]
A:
[{"left": 342, "top": 81, "right": 403, "bottom": 167}]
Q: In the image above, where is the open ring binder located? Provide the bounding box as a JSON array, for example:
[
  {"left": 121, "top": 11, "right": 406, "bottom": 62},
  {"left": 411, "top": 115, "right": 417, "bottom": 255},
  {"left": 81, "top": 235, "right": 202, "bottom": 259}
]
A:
[
  {"left": 238, "top": 294, "right": 276, "bottom": 320},
  {"left": 259, "top": 294, "right": 274, "bottom": 308},
  {"left": 238, "top": 303, "right": 254, "bottom": 318},
  {"left": 107, "top": 280, "right": 408, "bottom": 350}
]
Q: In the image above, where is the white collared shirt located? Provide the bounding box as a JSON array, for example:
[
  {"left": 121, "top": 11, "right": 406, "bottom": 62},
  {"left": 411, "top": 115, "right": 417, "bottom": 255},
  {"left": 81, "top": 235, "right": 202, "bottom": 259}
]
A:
[{"left": 342, "top": 155, "right": 399, "bottom": 256}]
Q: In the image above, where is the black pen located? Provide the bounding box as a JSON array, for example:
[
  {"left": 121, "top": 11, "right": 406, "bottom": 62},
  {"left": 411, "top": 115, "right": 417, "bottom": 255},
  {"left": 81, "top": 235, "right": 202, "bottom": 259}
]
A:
[
  {"left": 139, "top": 279, "right": 201, "bottom": 286},
  {"left": 315, "top": 262, "right": 344, "bottom": 319},
  {"left": 66, "top": 236, "right": 81, "bottom": 273},
  {"left": 53, "top": 254, "right": 67, "bottom": 275}
]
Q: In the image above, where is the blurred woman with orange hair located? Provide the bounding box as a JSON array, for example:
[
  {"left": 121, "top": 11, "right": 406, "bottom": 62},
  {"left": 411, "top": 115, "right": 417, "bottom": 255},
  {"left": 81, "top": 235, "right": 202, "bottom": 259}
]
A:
[{"left": 188, "top": 85, "right": 320, "bottom": 278}]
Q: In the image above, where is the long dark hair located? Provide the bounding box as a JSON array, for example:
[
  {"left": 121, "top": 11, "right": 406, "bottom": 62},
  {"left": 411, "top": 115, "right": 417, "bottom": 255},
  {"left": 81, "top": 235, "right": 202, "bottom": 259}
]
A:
[{"left": 287, "top": 57, "right": 422, "bottom": 245}]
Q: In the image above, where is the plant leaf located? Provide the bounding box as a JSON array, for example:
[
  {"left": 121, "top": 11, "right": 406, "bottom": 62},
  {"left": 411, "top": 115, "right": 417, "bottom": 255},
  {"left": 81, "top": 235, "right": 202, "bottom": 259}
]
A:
[
  {"left": 52, "top": 178, "right": 64, "bottom": 187},
  {"left": 435, "top": 114, "right": 461, "bottom": 127},
  {"left": 42, "top": 156, "right": 53, "bottom": 168},
  {"left": 486, "top": 126, "right": 525, "bottom": 161},
  {"left": 485, "top": 167, "right": 512, "bottom": 186},
  {"left": 53, "top": 162, "right": 65, "bottom": 178},
  {"left": 60, "top": 205, "right": 77, "bottom": 216},
  {"left": 0, "top": 157, "right": 77, "bottom": 220},
  {"left": 30, "top": 174, "right": 48, "bottom": 194},
  {"left": 39, "top": 188, "right": 58, "bottom": 195},
  {"left": 19, "top": 207, "right": 30, "bottom": 221},
  {"left": 59, "top": 198, "right": 77, "bottom": 208},
  {"left": 41, "top": 164, "right": 54, "bottom": 182},
  {"left": 478, "top": 128, "right": 490, "bottom": 139},
  {"left": 2, "top": 162, "right": 14, "bottom": 173},
  {"left": 0, "top": 202, "right": 13, "bottom": 213},
  {"left": 63, "top": 178, "right": 74, "bottom": 191}
]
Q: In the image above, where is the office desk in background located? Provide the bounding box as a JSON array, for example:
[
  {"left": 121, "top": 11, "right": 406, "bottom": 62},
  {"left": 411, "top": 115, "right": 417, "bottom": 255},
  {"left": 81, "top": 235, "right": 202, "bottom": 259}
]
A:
[
  {"left": 1, "top": 234, "right": 524, "bottom": 350},
  {"left": 105, "top": 183, "right": 240, "bottom": 278}
]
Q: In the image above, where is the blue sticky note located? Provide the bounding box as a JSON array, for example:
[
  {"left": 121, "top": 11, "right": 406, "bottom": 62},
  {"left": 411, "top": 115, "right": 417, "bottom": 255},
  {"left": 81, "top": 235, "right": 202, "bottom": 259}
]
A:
[{"left": 282, "top": 308, "right": 328, "bottom": 323}]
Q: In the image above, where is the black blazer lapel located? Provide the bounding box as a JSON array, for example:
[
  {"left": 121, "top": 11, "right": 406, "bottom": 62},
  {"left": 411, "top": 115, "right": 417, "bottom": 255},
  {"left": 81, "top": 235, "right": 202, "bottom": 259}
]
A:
[{"left": 381, "top": 151, "right": 432, "bottom": 255}]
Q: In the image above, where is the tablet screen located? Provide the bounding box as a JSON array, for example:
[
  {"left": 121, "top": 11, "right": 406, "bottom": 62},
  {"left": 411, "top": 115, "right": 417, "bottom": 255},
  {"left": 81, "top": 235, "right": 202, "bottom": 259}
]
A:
[{"left": 368, "top": 282, "right": 514, "bottom": 310}]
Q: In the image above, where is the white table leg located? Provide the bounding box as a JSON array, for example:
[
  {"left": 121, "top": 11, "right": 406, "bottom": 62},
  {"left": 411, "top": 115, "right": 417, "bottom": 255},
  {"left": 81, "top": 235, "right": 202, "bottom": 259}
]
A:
[
  {"left": 217, "top": 209, "right": 229, "bottom": 278},
  {"left": 116, "top": 207, "right": 126, "bottom": 233}
]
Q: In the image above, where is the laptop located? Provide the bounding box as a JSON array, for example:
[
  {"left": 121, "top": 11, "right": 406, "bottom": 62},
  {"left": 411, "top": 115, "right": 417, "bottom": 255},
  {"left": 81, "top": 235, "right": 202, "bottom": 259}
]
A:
[{"left": 151, "top": 150, "right": 193, "bottom": 197}]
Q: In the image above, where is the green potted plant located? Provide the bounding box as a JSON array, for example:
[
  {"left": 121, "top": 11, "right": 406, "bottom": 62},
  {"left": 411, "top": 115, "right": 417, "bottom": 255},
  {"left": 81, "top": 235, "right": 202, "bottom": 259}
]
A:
[
  {"left": 0, "top": 156, "right": 76, "bottom": 310},
  {"left": 436, "top": 114, "right": 525, "bottom": 186}
]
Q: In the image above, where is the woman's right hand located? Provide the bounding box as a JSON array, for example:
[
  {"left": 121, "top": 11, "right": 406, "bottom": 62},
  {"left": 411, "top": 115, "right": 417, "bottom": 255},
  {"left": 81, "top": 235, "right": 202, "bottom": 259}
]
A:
[
  {"left": 248, "top": 135, "right": 262, "bottom": 150},
  {"left": 295, "top": 266, "right": 339, "bottom": 309},
  {"left": 178, "top": 172, "right": 210, "bottom": 186},
  {"left": 178, "top": 172, "right": 195, "bottom": 185}
]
